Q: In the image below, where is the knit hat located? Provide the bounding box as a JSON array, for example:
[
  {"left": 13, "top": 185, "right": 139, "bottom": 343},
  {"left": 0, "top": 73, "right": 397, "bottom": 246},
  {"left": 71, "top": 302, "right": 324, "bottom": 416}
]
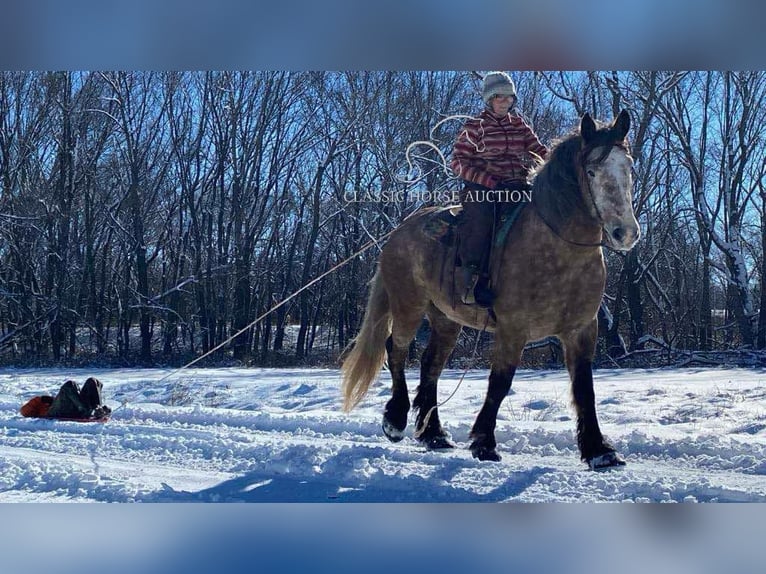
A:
[{"left": 482, "top": 71, "right": 516, "bottom": 104}]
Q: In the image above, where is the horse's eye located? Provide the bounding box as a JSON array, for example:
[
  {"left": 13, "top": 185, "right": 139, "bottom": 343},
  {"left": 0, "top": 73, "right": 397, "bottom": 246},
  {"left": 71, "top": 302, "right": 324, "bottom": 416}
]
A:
[{"left": 587, "top": 169, "right": 596, "bottom": 178}]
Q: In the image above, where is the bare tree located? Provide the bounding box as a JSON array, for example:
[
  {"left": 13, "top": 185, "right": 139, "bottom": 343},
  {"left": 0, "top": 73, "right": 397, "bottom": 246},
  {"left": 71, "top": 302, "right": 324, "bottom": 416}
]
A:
[{"left": 100, "top": 71, "right": 172, "bottom": 362}]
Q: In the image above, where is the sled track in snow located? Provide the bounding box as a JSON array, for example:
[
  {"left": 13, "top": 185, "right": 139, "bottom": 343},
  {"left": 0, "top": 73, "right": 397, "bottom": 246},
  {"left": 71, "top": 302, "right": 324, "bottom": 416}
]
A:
[{"left": 1, "top": 367, "right": 765, "bottom": 501}]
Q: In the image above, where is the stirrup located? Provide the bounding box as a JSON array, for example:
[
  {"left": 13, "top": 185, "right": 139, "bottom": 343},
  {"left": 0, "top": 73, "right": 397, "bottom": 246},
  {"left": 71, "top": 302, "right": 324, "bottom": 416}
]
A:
[{"left": 460, "top": 268, "right": 479, "bottom": 305}]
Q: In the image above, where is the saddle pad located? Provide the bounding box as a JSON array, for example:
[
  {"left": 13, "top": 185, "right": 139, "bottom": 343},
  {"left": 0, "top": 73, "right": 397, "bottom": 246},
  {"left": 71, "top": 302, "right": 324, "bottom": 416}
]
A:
[
  {"left": 422, "top": 207, "right": 461, "bottom": 245},
  {"left": 422, "top": 201, "right": 527, "bottom": 250}
]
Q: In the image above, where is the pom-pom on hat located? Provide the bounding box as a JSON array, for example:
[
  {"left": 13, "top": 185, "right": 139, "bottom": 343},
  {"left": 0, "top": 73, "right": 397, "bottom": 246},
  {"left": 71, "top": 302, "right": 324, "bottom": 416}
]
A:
[{"left": 482, "top": 71, "right": 516, "bottom": 104}]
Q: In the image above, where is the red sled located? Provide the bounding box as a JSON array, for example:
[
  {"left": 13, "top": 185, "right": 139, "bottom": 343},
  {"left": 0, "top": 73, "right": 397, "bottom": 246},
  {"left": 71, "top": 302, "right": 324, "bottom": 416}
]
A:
[{"left": 20, "top": 395, "right": 111, "bottom": 422}]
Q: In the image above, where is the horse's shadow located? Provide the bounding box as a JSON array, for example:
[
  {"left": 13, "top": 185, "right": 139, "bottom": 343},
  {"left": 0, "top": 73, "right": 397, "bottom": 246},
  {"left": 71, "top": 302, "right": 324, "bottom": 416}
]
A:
[{"left": 141, "top": 444, "right": 553, "bottom": 503}]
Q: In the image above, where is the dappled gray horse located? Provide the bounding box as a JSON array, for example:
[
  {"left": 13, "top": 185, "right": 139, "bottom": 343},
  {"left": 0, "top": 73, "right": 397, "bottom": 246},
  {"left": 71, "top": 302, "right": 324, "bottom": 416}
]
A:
[{"left": 342, "top": 110, "right": 639, "bottom": 469}]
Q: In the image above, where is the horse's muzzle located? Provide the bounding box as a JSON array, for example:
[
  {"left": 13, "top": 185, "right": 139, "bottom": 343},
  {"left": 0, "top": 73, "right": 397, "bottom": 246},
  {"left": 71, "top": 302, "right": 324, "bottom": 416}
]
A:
[{"left": 604, "top": 221, "right": 640, "bottom": 251}]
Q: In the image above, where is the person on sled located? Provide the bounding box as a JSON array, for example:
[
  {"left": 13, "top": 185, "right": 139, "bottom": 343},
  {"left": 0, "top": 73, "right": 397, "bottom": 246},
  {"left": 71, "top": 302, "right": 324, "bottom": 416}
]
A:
[
  {"left": 450, "top": 71, "right": 548, "bottom": 307},
  {"left": 20, "top": 377, "right": 112, "bottom": 420}
]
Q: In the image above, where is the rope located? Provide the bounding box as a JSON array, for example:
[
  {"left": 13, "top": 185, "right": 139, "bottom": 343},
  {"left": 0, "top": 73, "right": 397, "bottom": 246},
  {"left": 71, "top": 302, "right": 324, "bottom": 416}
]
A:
[
  {"left": 112, "top": 213, "right": 424, "bottom": 413},
  {"left": 171, "top": 232, "right": 395, "bottom": 376}
]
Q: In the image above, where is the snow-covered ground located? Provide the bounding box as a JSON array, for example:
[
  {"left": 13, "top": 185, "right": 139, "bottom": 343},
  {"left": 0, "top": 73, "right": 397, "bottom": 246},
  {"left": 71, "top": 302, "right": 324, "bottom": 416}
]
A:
[{"left": 1, "top": 366, "right": 765, "bottom": 503}]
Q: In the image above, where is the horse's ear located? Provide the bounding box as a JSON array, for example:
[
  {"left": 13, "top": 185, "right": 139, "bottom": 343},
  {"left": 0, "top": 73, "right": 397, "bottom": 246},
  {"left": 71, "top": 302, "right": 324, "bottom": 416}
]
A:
[
  {"left": 613, "top": 109, "right": 630, "bottom": 141},
  {"left": 580, "top": 113, "right": 596, "bottom": 143}
]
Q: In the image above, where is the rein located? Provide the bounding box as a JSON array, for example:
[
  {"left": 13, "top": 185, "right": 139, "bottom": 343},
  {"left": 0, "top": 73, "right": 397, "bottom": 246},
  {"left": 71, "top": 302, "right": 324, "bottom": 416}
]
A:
[{"left": 532, "top": 204, "right": 607, "bottom": 249}]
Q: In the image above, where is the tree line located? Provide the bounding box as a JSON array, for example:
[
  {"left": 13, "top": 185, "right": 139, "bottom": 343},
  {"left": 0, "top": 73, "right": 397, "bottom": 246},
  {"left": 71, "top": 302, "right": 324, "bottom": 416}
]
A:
[{"left": 1, "top": 71, "right": 765, "bottom": 366}]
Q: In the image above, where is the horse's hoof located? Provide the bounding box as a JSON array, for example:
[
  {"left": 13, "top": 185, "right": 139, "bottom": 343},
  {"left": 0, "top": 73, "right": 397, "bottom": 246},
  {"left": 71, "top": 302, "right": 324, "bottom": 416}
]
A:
[
  {"left": 382, "top": 417, "right": 405, "bottom": 443},
  {"left": 588, "top": 451, "right": 626, "bottom": 470},
  {"left": 471, "top": 446, "right": 501, "bottom": 462},
  {"left": 421, "top": 434, "right": 456, "bottom": 451}
]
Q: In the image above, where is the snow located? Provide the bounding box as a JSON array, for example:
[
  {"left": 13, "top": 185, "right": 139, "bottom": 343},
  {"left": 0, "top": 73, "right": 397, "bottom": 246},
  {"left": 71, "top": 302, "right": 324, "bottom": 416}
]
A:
[{"left": 1, "top": 366, "right": 765, "bottom": 503}]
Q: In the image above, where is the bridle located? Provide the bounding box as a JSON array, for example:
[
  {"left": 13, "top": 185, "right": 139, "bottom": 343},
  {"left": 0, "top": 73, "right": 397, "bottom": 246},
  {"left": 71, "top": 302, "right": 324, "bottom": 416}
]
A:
[
  {"left": 532, "top": 144, "right": 625, "bottom": 251},
  {"left": 579, "top": 148, "right": 610, "bottom": 228}
]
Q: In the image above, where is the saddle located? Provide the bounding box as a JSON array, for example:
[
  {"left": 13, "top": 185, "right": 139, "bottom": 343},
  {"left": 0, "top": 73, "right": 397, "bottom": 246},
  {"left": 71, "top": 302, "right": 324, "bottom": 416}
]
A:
[
  {"left": 422, "top": 205, "right": 462, "bottom": 246},
  {"left": 423, "top": 198, "right": 529, "bottom": 309}
]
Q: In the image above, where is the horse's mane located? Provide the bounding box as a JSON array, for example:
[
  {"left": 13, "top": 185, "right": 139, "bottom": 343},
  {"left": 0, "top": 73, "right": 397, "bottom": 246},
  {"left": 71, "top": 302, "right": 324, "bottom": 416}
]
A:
[{"left": 531, "top": 123, "right": 630, "bottom": 227}]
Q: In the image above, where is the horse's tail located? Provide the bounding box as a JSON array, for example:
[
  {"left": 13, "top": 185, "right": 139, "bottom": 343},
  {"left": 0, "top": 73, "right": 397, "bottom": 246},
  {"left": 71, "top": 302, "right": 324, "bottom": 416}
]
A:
[{"left": 341, "top": 270, "right": 391, "bottom": 412}]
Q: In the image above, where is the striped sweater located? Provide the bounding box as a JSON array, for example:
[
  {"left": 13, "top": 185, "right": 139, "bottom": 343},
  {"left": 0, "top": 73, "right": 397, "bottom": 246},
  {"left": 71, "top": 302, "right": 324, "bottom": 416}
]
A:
[{"left": 450, "top": 108, "right": 548, "bottom": 189}]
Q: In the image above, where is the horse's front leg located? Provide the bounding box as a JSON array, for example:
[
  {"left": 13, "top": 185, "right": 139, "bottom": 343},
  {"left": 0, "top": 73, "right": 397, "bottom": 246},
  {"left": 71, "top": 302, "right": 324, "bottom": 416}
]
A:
[
  {"left": 468, "top": 365, "right": 517, "bottom": 461},
  {"left": 469, "top": 331, "right": 524, "bottom": 461},
  {"left": 562, "top": 319, "right": 626, "bottom": 470}
]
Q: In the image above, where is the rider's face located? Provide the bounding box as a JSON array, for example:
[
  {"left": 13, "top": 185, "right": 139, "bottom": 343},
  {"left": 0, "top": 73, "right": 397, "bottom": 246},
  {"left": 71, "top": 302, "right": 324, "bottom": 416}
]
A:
[{"left": 491, "top": 93, "right": 514, "bottom": 115}]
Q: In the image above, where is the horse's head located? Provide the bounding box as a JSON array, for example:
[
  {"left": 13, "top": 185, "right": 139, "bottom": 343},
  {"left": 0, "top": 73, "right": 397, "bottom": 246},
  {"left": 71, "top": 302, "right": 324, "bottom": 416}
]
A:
[{"left": 579, "top": 109, "right": 640, "bottom": 252}]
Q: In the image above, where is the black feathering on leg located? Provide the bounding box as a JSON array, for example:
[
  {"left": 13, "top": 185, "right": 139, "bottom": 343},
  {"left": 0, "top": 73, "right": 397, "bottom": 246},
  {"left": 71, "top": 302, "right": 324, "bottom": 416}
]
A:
[
  {"left": 411, "top": 309, "right": 461, "bottom": 451},
  {"left": 382, "top": 394, "right": 410, "bottom": 441},
  {"left": 469, "top": 365, "right": 516, "bottom": 461},
  {"left": 571, "top": 359, "right": 620, "bottom": 464},
  {"left": 412, "top": 360, "right": 451, "bottom": 449},
  {"left": 382, "top": 335, "right": 411, "bottom": 442}
]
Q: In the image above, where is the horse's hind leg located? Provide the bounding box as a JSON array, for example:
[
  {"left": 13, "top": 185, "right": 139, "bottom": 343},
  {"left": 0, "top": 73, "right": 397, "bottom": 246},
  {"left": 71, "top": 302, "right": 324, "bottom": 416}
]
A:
[
  {"left": 382, "top": 302, "right": 427, "bottom": 442},
  {"left": 413, "top": 304, "right": 462, "bottom": 451},
  {"left": 562, "top": 319, "right": 625, "bottom": 470}
]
